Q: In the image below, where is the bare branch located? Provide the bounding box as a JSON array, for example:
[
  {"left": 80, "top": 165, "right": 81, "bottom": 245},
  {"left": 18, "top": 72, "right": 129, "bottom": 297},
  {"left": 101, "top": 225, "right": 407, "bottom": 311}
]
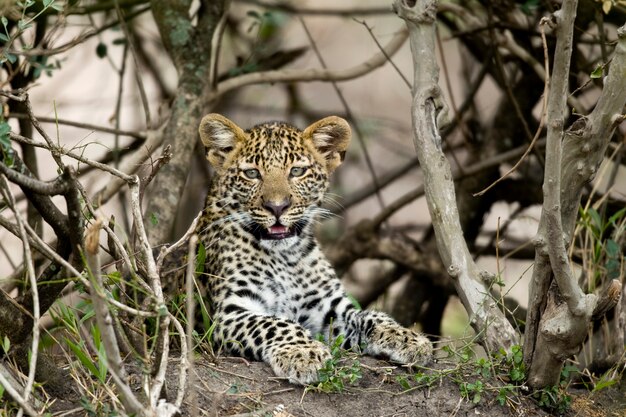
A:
[
  {"left": 473, "top": 23, "right": 551, "bottom": 198},
  {"left": 211, "top": 28, "right": 408, "bottom": 99},
  {"left": 525, "top": 11, "right": 626, "bottom": 389},
  {"left": 8, "top": 132, "right": 136, "bottom": 183},
  {"left": 235, "top": 0, "right": 393, "bottom": 16},
  {"left": 114, "top": 0, "right": 152, "bottom": 128},
  {"left": 8, "top": 112, "right": 147, "bottom": 139},
  {"left": 0, "top": 364, "right": 38, "bottom": 417},
  {"left": 92, "top": 127, "right": 165, "bottom": 204},
  {"left": 394, "top": 0, "right": 518, "bottom": 352},
  {"left": 185, "top": 234, "right": 199, "bottom": 416},
  {"left": 85, "top": 219, "right": 145, "bottom": 415},
  {"left": 540, "top": 4, "right": 591, "bottom": 316},
  {"left": 0, "top": 160, "right": 69, "bottom": 195},
  {"left": 0, "top": 175, "right": 40, "bottom": 414}
]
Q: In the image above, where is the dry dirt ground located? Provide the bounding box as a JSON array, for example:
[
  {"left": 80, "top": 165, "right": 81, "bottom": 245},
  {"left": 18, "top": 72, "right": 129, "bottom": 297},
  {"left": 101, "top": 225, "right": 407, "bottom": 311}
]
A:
[{"left": 157, "top": 355, "right": 626, "bottom": 417}]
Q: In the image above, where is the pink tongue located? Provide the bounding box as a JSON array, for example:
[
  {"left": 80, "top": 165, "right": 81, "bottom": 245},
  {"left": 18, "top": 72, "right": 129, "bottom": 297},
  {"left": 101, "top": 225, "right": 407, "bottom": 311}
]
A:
[{"left": 269, "top": 225, "right": 289, "bottom": 235}]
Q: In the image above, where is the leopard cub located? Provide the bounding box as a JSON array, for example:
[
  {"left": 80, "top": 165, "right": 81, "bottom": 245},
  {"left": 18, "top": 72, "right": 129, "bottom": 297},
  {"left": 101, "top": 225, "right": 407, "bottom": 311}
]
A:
[{"left": 183, "top": 114, "right": 432, "bottom": 384}]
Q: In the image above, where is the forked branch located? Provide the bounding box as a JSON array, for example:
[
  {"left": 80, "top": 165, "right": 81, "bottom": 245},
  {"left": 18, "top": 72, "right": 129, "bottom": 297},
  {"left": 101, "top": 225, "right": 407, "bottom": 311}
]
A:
[{"left": 393, "top": 0, "right": 518, "bottom": 352}]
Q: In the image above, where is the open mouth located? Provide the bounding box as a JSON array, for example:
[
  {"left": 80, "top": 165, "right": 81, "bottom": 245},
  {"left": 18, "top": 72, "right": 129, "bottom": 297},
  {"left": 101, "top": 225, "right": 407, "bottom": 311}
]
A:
[
  {"left": 244, "top": 220, "right": 307, "bottom": 241},
  {"left": 261, "top": 223, "right": 296, "bottom": 240}
]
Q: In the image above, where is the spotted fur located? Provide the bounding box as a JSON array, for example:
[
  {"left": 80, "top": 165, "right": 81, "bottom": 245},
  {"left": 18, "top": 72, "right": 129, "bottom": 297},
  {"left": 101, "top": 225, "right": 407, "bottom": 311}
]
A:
[{"left": 188, "top": 114, "right": 432, "bottom": 384}]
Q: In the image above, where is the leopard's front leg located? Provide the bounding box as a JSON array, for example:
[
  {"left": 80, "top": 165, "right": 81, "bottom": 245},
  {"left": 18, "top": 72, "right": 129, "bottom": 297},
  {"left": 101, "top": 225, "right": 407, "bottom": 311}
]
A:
[
  {"left": 214, "top": 307, "right": 331, "bottom": 385},
  {"left": 319, "top": 296, "right": 433, "bottom": 366},
  {"left": 359, "top": 310, "right": 433, "bottom": 365}
]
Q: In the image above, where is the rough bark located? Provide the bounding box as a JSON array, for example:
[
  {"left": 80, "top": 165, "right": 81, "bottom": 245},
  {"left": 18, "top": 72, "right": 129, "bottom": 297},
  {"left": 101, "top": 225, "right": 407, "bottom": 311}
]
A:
[
  {"left": 524, "top": 1, "right": 626, "bottom": 387},
  {"left": 144, "top": 0, "right": 227, "bottom": 245},
  {"left": 394, "top": 0, "right": 518, "bottom": 353}
]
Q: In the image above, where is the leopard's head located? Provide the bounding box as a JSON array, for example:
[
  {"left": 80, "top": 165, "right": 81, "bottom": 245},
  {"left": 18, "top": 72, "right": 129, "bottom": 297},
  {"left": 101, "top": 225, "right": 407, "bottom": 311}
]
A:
[{"left": 199, "top": 114, "right": 351, "bottom": 248}]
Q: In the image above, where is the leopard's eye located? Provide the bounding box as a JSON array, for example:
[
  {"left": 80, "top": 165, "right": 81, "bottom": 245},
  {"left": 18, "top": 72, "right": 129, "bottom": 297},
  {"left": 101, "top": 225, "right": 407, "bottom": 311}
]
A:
[
  {"left": 243, "top": 168, "right": 261, "bottom": 179},
  {"left": 289, "top": 167, "right": 307, "bottom": 177}
]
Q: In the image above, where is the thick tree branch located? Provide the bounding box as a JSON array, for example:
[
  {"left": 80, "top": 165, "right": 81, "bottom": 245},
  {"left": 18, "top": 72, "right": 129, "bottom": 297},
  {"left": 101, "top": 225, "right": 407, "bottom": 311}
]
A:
[
  {"left": 525, "top": 6, "right": 626, "bottom": 387},
  {"left": 394, "top": 0, "right": 518, "bottom": 352},
  {"left": 541, "top": 4, "right": 592, "bottom": 316}
]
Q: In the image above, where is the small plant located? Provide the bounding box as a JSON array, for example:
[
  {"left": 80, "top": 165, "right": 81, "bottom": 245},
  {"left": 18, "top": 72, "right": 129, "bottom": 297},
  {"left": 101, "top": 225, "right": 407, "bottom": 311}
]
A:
[
  {"left": 413, "top": 371, "right": 438, "bottom": 388},
  {"left": 308, "top": 334, "right": 362, "bottom": 393},
  {"left": 533, "top": 385, "right": 571, "bottom": 415},
  {"left": 460, "top": 380, "right": 484, "bottom": 404}
]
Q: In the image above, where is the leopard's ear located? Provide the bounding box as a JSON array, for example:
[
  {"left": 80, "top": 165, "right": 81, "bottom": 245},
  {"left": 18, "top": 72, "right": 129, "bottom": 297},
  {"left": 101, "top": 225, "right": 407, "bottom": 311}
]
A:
[
  {"left": 199, "top": 114, "right": 246, "bottom": 171},
  {"left": 303, "top": 116, "right": 351, "bottom": 172}
]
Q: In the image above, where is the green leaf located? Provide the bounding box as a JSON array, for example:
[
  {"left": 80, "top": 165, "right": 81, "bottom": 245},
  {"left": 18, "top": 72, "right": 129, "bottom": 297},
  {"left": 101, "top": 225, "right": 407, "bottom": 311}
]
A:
[
  {"left": 396, "top": 375, "right": 411, "bottom": 390},
  {"left": 472, "top": 392, "right": 481, "bottom": 404},
  {"left": 97, "top": 342, "right": 108, "bottom": 383},
  {"left": 588, "top": 208, "right": 602, "bottom": 237},
  {"left": 5, "top": 52, "right": 17, "bottom": 64},
  {"left": 605, "top": 239, "right": 620, "bottom": 258},
  {"left": 1, "top": 335, "right": 10, "bottom": 354},
  {"left": 0, "top": 120, "right": 15, "bottom": 167},
  {"left": 346, "top": 293, "right": 362, "bottom": 311},
  {"left": 51, "top": 3, "right": 64, "bottom": 11},
  {"left": 590, "top": 65, "right": 603, "bottom": 79},
  {"left": 1, "top": 16, "right": 8, "bottom": 30},
  {"left": 608, "top": 207, "right": 626, "bottom": 226},
  {"left": 510, "top": 367, "right": 525, "bottom": 381},
  {"left": 95, "top": 42, "right": 107, "bottom": 59},
  {"left": 150, "top": 212, "right": 159, "bottom": 226},
  {"left": 43, "top": 0, "right": 53, "bottom": 7},
  {"left": 520, "top": 0, "right": 540, "bottom": 15},
  {"left": 111, "top": 37, "right": 127, "bottom": 45},
  {"left": 0, "top": 33, "right": 8, "bottom": 42},
  {"left": 17, "top": 20, "right": 32, "bottom": 31},
  {"left": 497, "top": 388, "right": 508, "bottom": 406},
  {"left": 66, "top": 339, "right": 104, "bottom": 383},
  {"left": 157, "top": 304, "right": 168, "bottom": 317},
  {"left": 606, "top": 259, "right": 621, "bottom": 279},
  {"left": 195, "top": 241, "right": 206, "bottom": 276}
]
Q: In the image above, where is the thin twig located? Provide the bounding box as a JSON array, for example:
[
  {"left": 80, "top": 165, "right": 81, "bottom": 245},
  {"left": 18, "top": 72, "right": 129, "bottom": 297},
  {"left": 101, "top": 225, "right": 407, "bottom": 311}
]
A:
[
  {"left": 128, "top": 178, "right": 170, "bottom": 406},
  {"left": 114, "top": 0, "right": 152, "bottom": 128},
  {"left": 211, "top": 28, "right": 409, "bottom": 99},
  {"left": 299, "top": 17, "right": 386, "bottom": 212},
  {"left": 18, "top": 91, "right": 65, "bottom": 169},
  {"left": 472, "top": 22, "right": 552, "bottom": 197},
  {"left": 186, "top": 234, "right": 199, "bottom": 417},
  {"left": 209, "top": 10, "right": 229, "bottom": 90},
  {"left": 168, "top": 313, "right": 189, "bottom": 409},
  {"left": 235, "top": 0, "right": 392, "bottom": 15},
  {"left": 356, "top": 20, "right": 411, "bottom": 88},
  {"left": 156, "top": 211, "right": 202, "bottom": 273},
  {"left": 139, "top": 144, "right": 172, "bottom": 204},
  {"left": 0, "top": 175, "right": 40, "bottom": 417},
  {"left": 8, "top": 132, "right": 135, "bottom": 183},
  {"left": 92, "top": 127, "right": 165, "bottom": 205},
  {"left": 372, "top": 138, "right": 546, "bottom": 227},
  {"left": 8, "top": 112, "right": 146, "bottom": 139},
  {"left": 85, "top": 219, "right": 145, "bottom": 415},
  {"left": 0, "top": 364, "right": 38, "bottom": 417},
  {"left": 0, "top": 157, "right": 69, "bottom": 195},
  {"left": 9, "top": 6, "right": 151, "bottom": 57}
]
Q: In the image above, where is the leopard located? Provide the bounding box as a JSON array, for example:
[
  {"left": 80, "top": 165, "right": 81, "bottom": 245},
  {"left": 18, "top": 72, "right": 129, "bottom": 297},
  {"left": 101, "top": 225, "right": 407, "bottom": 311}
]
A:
[{"left": 181, "top": 113, "right": 433, "bottom": 385}]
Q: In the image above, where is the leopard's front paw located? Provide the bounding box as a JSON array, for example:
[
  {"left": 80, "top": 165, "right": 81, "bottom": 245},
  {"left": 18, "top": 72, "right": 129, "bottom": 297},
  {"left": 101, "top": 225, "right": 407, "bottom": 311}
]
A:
[
  {"left": 369, "top": 324, "right": 433, "bottom": 366},
  {"left": 269, "top": 340, "right": 332, "bottom": 385}
]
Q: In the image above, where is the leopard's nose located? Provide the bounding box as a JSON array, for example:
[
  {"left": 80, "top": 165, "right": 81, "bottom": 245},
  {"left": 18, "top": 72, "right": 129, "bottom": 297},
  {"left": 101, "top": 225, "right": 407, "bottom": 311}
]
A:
[{"left": 263, "top": 199, "right": 291, "bottom": 218}]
